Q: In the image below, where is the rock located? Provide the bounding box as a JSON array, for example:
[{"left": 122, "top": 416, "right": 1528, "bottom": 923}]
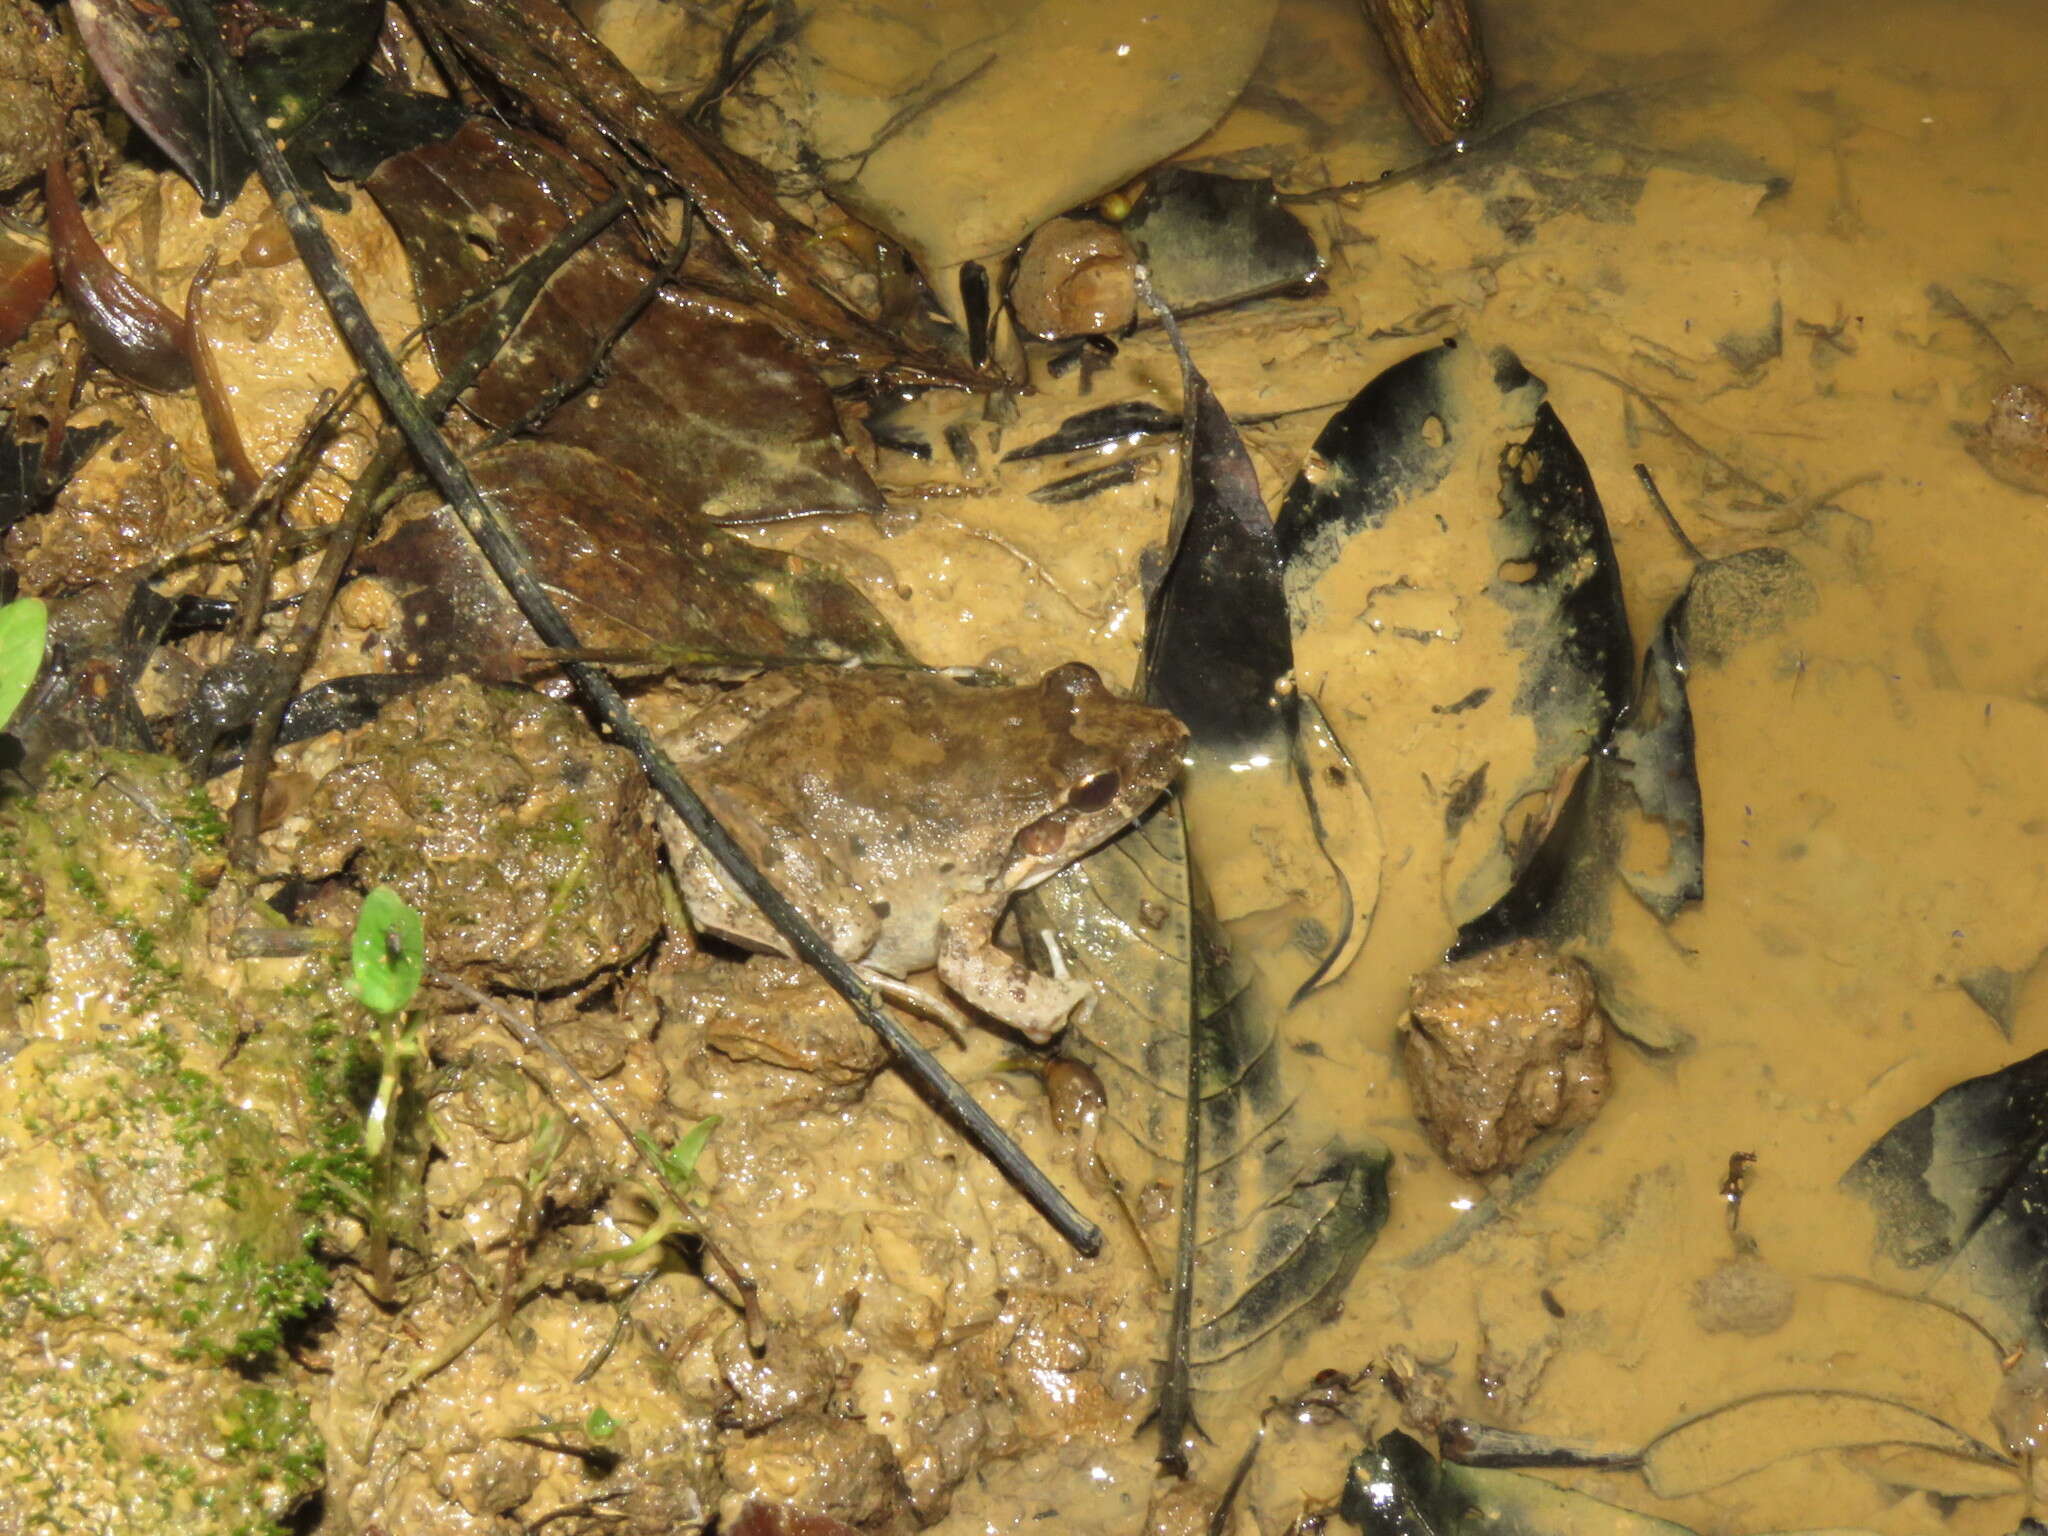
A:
[
  {"left": 783, "top": 0, "right": 1277, "bottom": 272},
  {"left": 1691, "top": 1254, "right": 1797, "bottom": 1337},
  {"left": 1401, "top": 939, "right": 1610, "bottom": 1177}
]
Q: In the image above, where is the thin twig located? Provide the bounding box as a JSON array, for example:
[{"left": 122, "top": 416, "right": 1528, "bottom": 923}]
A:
[
  {"left": 1565, "top": 360, "right": 1787, "bottom": 506},
  {"left": 1632, "top": 462, "right": 1703, "bottom": 564},
  {"left": 175, "top": 0, "right": 1099, "bottom": 1257}
]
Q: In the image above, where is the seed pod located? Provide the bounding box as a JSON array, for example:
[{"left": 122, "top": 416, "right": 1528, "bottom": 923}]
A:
[
  {"left": 1010, "top": 217, "right": 1138, "bottom": 340},
  {"left": 1361, "top": 0, "right": 1489, "bottom": 145}
]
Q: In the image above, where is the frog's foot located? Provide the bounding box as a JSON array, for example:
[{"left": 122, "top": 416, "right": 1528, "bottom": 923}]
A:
[
  {"left": 857, "top": 966, "right": 972, "bottom": 1047},
  {"left": 936, "top": 894, "right": 1093, "bottom": 1044}
]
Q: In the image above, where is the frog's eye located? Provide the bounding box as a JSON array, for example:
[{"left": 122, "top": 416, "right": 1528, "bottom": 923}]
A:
[{"left": 1069, "top": 770, "right": 1122, "bottom": 812}]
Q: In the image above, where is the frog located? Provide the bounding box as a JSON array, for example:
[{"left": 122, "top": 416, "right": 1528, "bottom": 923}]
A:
[{"left": 641, "top": 662, "right": 1187, "bottom": 1042}]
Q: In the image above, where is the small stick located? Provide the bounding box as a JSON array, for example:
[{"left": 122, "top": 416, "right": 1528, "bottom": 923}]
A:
[{"left": 1633, "top": 462, "right": 1703, "bottom": 564}]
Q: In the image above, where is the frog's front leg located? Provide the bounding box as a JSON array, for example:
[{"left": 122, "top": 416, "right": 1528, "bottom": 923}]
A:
[{"left": 935, "top": 892, "right": 1092, "bottom": 1043}]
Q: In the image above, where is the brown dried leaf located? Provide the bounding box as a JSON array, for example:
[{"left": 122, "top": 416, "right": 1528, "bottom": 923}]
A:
[
  {"left": 359, "top": 441, "right": 913, "bottom": 679},
  {"left": 367, "top": 119, "right": 883, "bottom": 520}
]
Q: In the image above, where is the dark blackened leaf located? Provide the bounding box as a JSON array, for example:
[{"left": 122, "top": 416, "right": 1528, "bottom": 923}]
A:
[
  {"left": 1141, "top": 318, "right": 1293, "bottom": 752},
  {"left": 1028, "top": 456, "right": 1151, "bottom": 504},
  {"left": 1139, "top": 279, "right": 1376, "bottom": 994},
  {"left": 1844, "top": 1049, "right": 2048, "bottom": 1353},
  {"left": 293, "top": 81, "right": 469, "bottom": 185},
  {"left": 1275, "top": 341, "right": 1634, "bottom": 942},
  {"left": 359, "top": 442, "right": 913, "bottom": 680},
  {"left": 1341, "top": 1431, "right": 1696, "bottom": 1535},
  {"left": 367, "top": 120, "right": 883, "bottom": 521},
  {"left": 1124, "top": 169, "right": 1323, "bottom": 319},
  {"left": 0, "top": 420, "right": 118, "bottom": 543},
  {"left": 72, "top": 0, "right": 384, "bottom": 212},
  {"left": 1002, "top": 400, "right": 1182, "bottom": 463},
  {"left": 1012, "top": 800, "right": 1389, "bottom": 1475}
]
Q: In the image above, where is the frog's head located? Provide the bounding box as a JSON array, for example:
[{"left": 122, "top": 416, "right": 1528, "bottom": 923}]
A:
[{"left": 1004, "top": 662, "right": 1188, "bottom": 892}]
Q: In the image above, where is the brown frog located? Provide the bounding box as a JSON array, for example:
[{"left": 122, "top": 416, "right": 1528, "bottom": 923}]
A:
[{"left": 642, "top": 662, "right": 1187, "bottom": 1041}]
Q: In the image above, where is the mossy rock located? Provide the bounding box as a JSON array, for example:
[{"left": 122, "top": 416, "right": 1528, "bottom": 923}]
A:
[
  {"left": 0, "top": 1347, "right": 321, "bottom": 1535},
  {"left": 0, "top": 1034, "right": 325, "bottom": 1361}
]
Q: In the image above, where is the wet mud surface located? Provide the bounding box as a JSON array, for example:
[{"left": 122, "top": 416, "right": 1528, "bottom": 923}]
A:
[{"left": 4, "top": 0, "right": 2048, "bottom": 1532}]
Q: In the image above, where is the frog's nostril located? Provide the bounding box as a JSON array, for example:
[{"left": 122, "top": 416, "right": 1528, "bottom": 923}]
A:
[{"left": 1069, "top": 770, "right": 1122, "bottom": 812}]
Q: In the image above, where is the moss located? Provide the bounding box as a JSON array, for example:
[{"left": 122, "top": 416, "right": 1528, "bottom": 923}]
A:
[
  {"left": 0, "top": 1038, "right": 326, "bottom": 1363},
  {"left": 0, "top": 1349, "right": 322, "bottom": 1535}
]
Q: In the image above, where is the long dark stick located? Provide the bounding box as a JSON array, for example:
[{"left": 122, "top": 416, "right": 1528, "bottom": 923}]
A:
[{"left": 171, "top": 0, "right": 1099, "bottom": 1256}]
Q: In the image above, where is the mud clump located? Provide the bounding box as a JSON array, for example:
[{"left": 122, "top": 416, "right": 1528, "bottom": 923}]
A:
[{"left": 1400, "top": 939, "right": 1610, "bottom": 1177}]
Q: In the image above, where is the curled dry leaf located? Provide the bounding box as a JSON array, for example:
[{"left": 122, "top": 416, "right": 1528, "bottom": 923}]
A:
[{"left": 43, "top": 156, "right": 191, "bottom": 393}]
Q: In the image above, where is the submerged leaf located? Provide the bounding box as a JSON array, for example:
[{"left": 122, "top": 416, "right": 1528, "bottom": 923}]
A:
[
  {"left": 1279, "top": 339, "right": 1634, "bottom": 939},
  {"left": 1124, "top": 168, "right": 1324, "bottom": 320},
  {"left": 368, "top": 119, "right": 883, "bottom": 520},
  {"left": 359, "top": 442, "right": 914, "bottom": 679},
  {"left": 1342, "top": 1431, "right": 1694, "bottom": 1535},
  {"left": 1606, "top": 597, "right": 1704, "bottom": 921},
  {"left": 1014, "top": 800, "right": 1390, "bottom": 1473},
  {"left": 1844, "top": 1049, "right": 2048, "bottom": 1351}
]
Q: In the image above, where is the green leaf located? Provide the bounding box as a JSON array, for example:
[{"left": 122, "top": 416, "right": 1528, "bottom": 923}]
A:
[
  {"left": 0, "top": 597, "right": 46, "bottom": 733},
  {"left": 585, "top": 1406, "right": 618, "bottom": 1441},
  {"left": 635, "top": 1115, "right": 720, "bottom": 1193},
  {"left": 349, "top": 887, "right": 423, "bottom": 1015}
]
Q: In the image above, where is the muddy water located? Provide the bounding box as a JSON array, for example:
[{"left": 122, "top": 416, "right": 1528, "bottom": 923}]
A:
[{"left": 803, "top": 0, "right": 2048, "bottom": 1530}]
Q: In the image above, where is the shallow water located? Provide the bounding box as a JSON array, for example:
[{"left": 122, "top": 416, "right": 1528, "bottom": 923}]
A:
[{"left": 850, "top": 0, "right": 2048, "bottom": 1529}]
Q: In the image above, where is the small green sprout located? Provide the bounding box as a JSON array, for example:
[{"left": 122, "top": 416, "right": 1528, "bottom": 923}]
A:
[
  {"left": 349, "top": 886, "right": 423, "bottom": 1016},
  {"left": 634, "top": 1113, "right": 720, "bottom": 1195},
  {"left": 0, "top": 596, "right": 46, "bottom": 734},
  {"left": 585, "top": 1406, "right": 618, "bottom": 1441},
  {"left": 348, "top": 888, "right": 426, "bottom": 1302}
]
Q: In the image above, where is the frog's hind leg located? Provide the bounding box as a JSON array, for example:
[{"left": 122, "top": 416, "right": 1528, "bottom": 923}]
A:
[{"left": 936, "top": 893, "right": 1092, "bottom": 1044}]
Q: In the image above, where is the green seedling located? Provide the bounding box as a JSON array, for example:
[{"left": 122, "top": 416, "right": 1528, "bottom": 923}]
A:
[
  {"left": 349, "top": 887, "right": 427, "bottom": 1301},
  {"left": 0, "top": 596, "right": 46, "bottom": 735},
  {"left": 633, "top": 1113, "right": 720, "bottom": 1197},
  {"left": 349, "top": 885, "right": 423, "bottom": 1016}
]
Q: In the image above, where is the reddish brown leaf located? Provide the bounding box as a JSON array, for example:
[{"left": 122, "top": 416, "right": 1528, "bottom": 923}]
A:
[{"left": 367, "top": 120, "right": 883, "bottom": 521}]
